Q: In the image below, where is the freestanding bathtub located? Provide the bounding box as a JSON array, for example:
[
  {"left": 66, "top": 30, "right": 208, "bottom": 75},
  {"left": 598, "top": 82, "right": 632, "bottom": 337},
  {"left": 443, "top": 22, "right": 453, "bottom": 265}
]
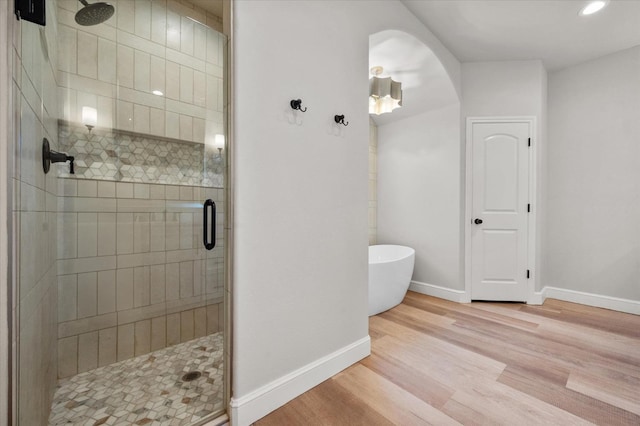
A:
[{"left": 368, "top": 245, "right": 415, "bottom": 316}]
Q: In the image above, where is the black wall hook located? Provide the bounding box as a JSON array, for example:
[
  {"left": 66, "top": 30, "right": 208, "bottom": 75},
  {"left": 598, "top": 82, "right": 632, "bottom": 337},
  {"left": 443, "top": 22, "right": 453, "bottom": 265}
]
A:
[
  {"left": 290, "top": 99, "right": 307, "bottom": 112},
  {"left": 334, "top": 115, "right": 349, "bottom": 126}
]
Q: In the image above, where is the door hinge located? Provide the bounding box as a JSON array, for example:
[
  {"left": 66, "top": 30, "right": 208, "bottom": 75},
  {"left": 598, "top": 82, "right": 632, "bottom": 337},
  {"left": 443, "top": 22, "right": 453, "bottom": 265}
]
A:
[
  {"left": 528, "top": 138, "right": 531, "bottom": 147},
  {"left": 527, "top": 203, "right": 531, "bottom": 213},
  {"left": 526, "top": 270, "right": 530, "bottom": 279},
  {"left": 15, "top": 0, "right": 46, "bottom": 25}
]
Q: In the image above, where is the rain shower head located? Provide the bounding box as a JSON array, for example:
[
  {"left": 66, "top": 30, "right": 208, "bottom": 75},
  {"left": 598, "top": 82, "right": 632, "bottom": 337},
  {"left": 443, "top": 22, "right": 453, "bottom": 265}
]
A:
[{"left": 75, "top": 0, "right": 114, "bottom": 26}]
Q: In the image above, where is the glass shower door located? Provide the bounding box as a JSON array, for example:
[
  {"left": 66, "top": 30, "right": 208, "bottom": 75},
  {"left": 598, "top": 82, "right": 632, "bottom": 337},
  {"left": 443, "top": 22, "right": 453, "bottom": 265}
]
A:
[{"left": 12, "top": 0, "right": 228, "bottom": 424}]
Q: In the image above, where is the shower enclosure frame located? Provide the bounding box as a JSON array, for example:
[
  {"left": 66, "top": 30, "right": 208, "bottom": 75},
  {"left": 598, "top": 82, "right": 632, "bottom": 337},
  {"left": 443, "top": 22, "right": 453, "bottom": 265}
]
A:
[
  {"left": 1, "top": 1, "right": 15, "bottom": 423},
  {"left": 0, "top": 0, "right": 235, "bottom": 423}
]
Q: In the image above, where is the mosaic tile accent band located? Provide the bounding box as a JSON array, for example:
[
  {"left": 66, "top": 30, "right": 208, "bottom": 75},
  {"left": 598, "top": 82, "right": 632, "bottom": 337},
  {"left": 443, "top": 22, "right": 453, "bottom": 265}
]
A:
[
  {"left": 58, "top": 121, "right": 225, "bottom": 188},
  {"left": 48, "top": 333, "right": 224, "bottom": 426}
]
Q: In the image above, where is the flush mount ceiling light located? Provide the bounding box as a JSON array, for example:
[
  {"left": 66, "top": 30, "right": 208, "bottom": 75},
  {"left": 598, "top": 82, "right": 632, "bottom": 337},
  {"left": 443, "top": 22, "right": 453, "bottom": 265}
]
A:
[
  {"left": 579, "top": 0, "right": 608, "bottom": 16},
  {"left": 152, "top": 90, "right": 164, "bottom": 96},
  {"left": 369, "top": 66, "right": 402, "bottom": 115}
]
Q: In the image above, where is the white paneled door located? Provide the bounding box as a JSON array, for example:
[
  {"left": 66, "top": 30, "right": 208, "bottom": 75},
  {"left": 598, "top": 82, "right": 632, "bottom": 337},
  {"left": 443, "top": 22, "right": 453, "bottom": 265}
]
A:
[{"left": 470, "top": 121, "right": 531, "bottom": 301}]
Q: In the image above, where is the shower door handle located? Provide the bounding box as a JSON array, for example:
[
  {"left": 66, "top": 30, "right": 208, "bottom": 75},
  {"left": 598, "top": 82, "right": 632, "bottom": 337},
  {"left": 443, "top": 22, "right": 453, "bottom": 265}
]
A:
[{"left": 203, "top": 199, "right": 216, "bottom": 250}]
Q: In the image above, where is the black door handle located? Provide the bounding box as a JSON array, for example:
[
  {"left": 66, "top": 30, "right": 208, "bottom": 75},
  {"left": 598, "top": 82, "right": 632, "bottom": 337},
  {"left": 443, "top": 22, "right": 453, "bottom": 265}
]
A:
[
  {"left": 203, "top": 199, "right": 216, "bottom": 250},
  {"left": 474, "top": 218, "right": 483, "bottom": 224}
]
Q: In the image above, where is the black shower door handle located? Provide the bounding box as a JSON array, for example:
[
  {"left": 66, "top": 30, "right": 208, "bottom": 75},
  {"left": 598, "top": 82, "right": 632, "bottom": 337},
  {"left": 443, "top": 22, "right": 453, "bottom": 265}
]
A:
[{"left": 203, "top": 199, "right": 216, "bottom": 250}]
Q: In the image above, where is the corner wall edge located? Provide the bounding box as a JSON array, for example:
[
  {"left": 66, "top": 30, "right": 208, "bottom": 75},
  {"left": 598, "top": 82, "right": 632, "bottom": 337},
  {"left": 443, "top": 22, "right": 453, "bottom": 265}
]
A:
[{"left": 229, "top": 335, "right": 370, "bottom": 426}]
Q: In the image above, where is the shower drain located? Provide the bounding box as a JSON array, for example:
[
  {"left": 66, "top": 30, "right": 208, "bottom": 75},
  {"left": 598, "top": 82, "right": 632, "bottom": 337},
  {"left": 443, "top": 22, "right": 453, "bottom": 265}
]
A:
[{"left": 181, "top": 371, "right": 202, "bottom": 382}]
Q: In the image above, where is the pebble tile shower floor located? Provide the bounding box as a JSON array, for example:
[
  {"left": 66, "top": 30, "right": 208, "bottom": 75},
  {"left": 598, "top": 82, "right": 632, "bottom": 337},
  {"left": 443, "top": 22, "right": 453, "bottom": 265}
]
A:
[{"left": 48, "top": 333, "right": 224, "bottom": 425}]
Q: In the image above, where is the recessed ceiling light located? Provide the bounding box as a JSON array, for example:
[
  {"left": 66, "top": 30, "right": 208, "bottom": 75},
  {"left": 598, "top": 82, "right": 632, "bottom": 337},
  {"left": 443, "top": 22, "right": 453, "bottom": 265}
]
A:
[
  {"left": 152, "top": 90, "right": 164, "bottom": 96},
  {"left": 579, "top": 0, "right": 608, "bottom": 16}
]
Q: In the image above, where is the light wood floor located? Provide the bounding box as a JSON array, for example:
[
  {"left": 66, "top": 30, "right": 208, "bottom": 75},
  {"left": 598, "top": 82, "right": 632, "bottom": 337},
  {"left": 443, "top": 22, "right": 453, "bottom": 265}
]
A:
[{"left": 255, "top": 291, "right": 640, "bottom": 425}]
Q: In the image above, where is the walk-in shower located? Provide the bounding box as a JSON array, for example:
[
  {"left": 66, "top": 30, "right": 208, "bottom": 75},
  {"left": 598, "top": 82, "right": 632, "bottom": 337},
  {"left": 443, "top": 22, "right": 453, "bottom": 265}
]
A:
[{"left": 10, "top": 0, "right": 228, "bottom": 424}]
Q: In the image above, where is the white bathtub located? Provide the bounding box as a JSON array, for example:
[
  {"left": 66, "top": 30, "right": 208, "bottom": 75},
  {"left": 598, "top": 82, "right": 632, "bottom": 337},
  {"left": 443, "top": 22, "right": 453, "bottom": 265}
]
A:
[{"left": 368, "top": 245, "right": 415, "bottom": 316}]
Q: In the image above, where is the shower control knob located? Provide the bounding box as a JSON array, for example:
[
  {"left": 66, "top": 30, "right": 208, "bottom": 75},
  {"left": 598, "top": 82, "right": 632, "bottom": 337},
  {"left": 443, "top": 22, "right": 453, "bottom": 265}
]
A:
[{"left": 474, "top": 218, "right": 483, "bottom": 225}]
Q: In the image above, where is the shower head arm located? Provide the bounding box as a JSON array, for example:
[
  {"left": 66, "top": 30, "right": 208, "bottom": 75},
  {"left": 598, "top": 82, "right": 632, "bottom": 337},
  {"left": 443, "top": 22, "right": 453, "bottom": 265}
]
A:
[{"left": 79, "top": 0, "right": 89, "bottom": 5}]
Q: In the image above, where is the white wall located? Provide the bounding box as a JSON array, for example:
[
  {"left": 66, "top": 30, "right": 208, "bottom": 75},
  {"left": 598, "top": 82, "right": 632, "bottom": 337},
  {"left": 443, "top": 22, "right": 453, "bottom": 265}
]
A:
[
  {"left": 369, "top": 118, "right": 378, "bottom": 245},
  {"left": 545, "top": 46, "right": 640, "bottom": 301},
  {"left": 462, "top": 60, "right": 546, "bottom": 117},
  {"left": 378, "top": 60, "right": 546, "bottom": 296},
  {"left": 231, "top": 0, "right": 461, "bottom": 424},
  {"left": 462, "top": 60, "right": 547, "bottom": 293},
  {"left": 232, "top": 1, "right": 370, "bottom": 423},
  {"left": 377, "top": 104, "right": 462, "bottom": 290},
  {"left": 539, "top": 65, "right": 548, "bottom": 293}
]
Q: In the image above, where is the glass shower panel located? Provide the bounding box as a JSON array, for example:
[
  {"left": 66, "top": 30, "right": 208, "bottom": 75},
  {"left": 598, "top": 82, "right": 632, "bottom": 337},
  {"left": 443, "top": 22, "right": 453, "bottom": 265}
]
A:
[
  {"left": 12, "top": 2, "right": 61, "bottom": 424},
  {"left": 13, "top": 0, "right": 227, "bottom": 424}
]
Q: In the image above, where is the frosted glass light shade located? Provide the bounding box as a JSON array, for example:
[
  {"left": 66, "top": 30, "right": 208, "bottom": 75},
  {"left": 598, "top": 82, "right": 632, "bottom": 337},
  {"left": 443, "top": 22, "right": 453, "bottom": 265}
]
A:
[
  {"left": 369, "top": 76, "right": 402, "bottom": 115},
  {"left": 82, "top": 106, "right": 98, "bottom": 128},
  {"left": 214, "top": 134, "right": 225, "bottom": 150}
]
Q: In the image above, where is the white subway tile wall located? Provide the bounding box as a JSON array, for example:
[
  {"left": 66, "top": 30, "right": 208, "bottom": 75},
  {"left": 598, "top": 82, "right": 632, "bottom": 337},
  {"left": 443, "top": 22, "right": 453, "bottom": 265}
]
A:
[
  {"left": 13, "top": 0, "right": 61, "bottom": 424},
  {"left": 57, "top": 0, "right": 225, "bottom": 145},
  {"left": 57, "top": 181, "right": 224, "bottom": 378}
]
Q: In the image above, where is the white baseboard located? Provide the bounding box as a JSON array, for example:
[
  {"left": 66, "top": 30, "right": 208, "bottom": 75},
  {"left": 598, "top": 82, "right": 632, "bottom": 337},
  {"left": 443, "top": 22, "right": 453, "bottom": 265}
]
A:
[
  {"left": 229, "top": 336, "right": 371, "bottom": 426},
  {"left": 541, "top": 286, "right": 640, "bottom": 315},
  {"left": 409, "top": 281, "right": 467, "bottom": 303},
  {"left": 528, "top": 291, "right": 546, "bottom": 305},
  {"left": 410, "top": 281, "right": 639, "bottom": 315}
]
